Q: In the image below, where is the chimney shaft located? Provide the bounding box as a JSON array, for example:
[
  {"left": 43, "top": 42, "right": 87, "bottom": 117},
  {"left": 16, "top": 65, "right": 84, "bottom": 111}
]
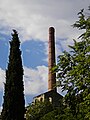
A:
[{"left": 48, "top": 27, "right": 56, "bottom": 92}]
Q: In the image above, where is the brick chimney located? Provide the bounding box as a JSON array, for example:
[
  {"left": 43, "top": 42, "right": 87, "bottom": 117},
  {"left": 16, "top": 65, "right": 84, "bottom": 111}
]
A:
[{"left": 48, "top": 27, "right": 56, "bottom": 92}]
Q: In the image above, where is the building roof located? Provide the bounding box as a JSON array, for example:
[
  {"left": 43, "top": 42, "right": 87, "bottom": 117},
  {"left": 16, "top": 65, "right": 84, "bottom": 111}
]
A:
[{"left": 33, "top": 90, "right": 63, "bottom": 99}]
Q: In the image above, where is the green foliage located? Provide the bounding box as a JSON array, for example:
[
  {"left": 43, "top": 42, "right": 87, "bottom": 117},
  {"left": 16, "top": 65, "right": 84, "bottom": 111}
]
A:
[
  {"left": 52, "top": 7, "right": 90, "bottom": 119},
  {"left": 1, "top": 30, "right": 25, "bottom": 120},
  {"left": 40, "top": 109, "right": 59, "bottom": 120},
  {"left": 79, "top": 93, "right": 90, "bottom": 120},
  {"left": 26, "top": 101, "right": 53, "bottom": 120},
  {"left": 40, "top": 107, "right": 78, "bottom": 120}
]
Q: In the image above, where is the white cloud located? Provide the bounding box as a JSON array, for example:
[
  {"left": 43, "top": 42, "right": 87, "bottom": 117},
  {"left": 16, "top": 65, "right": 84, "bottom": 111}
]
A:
[
  {"left": 0, "top": 65, "right": 48, "bottom": 96},
  {"left": 0, "top": 68, "right": 5, "bottom": 91},
  {"left": 0, "top": 65, "right": 48, "bottom": 101},
  {"left": 24, "top": 65, "right": 48, "bottom": 95},
  {"left": 0, "top": 0, "right": 89, "bottom": 67},
  {"left": 0, "top": 0, "right": 89, "bottom": 43},
  {"left": 24, "top": 65, "right": 64, "bottom": 96}
]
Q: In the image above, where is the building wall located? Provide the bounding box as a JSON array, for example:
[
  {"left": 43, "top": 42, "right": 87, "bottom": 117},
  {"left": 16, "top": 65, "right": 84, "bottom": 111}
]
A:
[
  {"left": 34, "top": 94, "right": 45, "bottom": 103},
  {"left": 33, "top": 90, "right": 63, "bottom": 107},
  {"left": 44, "top": 90, "right": 63, "bottom": 107}
]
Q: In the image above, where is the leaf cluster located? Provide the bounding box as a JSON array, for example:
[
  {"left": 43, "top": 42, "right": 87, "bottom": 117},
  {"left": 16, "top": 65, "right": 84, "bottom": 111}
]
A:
[{"left": 26, "top": 101, "right": 53, "bottom": 120}]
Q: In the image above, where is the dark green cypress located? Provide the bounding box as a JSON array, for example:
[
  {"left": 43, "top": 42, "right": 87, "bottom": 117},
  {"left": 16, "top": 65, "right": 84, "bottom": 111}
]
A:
[{"left": 1, "top": 30, "right": 25, "bottom": 120}]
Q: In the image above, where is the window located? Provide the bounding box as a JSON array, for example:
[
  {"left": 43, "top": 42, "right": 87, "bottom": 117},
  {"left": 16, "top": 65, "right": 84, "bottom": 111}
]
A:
[
  {"left": 40, "top": 97, "right": 43, "bottom": 102},
  {"left": 49, "top": 97, "right": 52, "bottom": 102}
]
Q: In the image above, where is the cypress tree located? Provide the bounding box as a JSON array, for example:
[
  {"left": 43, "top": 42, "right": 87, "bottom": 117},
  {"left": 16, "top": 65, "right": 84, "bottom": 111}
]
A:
[{"left": 1, "top": 30, "right": 25, "bottom": 120}]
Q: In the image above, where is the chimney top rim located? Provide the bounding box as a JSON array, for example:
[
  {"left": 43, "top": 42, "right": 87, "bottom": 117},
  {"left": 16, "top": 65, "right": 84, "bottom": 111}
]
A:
[{"left": 49, "top": 27, "right": 55, "bottom": 33}]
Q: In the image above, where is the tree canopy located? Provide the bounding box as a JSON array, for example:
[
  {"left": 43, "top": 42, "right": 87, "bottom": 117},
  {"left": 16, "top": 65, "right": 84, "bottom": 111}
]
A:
[
  {"left": 53, "top": 8, "right": 90, "bottom": 119},
  {"left": 26, "top": 101, "right": 53, "bottom": 120}
]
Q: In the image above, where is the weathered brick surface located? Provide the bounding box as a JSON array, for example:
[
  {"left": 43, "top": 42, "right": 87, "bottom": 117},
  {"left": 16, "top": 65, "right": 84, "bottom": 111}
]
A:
[{"left": 48, "top": 27, "right": 56, "bottom": 92}]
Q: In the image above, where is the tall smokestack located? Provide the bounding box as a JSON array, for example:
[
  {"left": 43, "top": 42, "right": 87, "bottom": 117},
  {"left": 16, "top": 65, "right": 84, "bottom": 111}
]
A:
[{"left": 48, "top": 27, "right": 56, "bottom": 92}]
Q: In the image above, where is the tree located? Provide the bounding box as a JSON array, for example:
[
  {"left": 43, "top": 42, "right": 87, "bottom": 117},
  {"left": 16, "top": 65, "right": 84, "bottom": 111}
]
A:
[
  {"left": 40, "top": 109, "right": 59, "bottom": 120},
  {"left": 53, "top": 7, "right": 90, "bottom": 119},
  {"left": 40, "top": 106, "right": 77, "bottom": 120},
  {"left": 1, "top": 30, "right": 25, "bottom": 120},
  {"left": 26, "top": 101, "right": 53, "bottom": 120}
]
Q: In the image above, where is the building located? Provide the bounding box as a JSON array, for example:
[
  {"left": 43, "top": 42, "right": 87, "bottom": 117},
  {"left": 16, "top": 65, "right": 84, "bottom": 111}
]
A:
[
  {"left": 33, "top": 90, "right": 62, "bottom": 107},
  {"left": 33, "top": 27, "right": 63, "bottom": 107}
]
